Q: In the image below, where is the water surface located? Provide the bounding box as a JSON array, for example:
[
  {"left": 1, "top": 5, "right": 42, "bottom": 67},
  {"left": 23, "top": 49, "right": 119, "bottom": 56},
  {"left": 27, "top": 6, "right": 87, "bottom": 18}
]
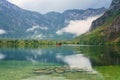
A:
[{"left": 0, "top": 45, "right": 120, "bottom": 80}]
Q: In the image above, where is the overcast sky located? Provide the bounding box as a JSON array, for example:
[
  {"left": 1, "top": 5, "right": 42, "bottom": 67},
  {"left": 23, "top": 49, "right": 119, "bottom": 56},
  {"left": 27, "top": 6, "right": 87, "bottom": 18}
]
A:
[{"left": 8, "top": 0, "right": 112, "bottom": 14}]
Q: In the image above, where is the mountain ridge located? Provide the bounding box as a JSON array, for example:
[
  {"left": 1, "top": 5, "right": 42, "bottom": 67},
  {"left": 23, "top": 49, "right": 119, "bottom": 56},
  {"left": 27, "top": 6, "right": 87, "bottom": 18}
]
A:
[{"left": 0, "top": 0, "right": 106, "bottom": 40}]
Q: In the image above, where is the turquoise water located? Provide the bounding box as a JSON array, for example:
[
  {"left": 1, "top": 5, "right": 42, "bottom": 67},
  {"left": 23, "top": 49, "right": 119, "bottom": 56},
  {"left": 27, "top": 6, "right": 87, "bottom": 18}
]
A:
[{"left": 0, "top": 45, "right": 120, "bottom": 80}]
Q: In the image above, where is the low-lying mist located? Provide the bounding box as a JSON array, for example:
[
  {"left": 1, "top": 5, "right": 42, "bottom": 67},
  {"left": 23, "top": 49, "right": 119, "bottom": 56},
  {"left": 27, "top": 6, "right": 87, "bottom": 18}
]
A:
[{"left": 56, "top": 15, "right": 102, "bottom": 36}]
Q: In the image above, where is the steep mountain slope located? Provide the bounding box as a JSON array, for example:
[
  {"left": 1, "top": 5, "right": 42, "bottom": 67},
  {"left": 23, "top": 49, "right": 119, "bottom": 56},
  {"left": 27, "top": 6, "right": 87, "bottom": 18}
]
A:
[
  {"left": 75, "top": 0, "right": 120, "bottom": 44},
  {"left": 0, "top": 0, "right": 49, "bottom": 39},
  {"left": 0, "top": 0, "right": 106, "bottom": 40}
]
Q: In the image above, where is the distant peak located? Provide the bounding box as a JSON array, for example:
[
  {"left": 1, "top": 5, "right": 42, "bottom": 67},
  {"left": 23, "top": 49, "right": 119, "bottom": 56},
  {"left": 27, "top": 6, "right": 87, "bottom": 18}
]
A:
[
  {"left": 45, "top": 11, "right": 61, "bottom": 15},
  {"left": 87, "top": 7, "right": 106, "bottom": 10},
  {"left": 0, "top": 0, "right": 9, "bottom": 4},
  {"left": 0, "top": 0, "right": 7, "bottom": 2},
  {"left": 99, "top": 7, "right": 106, "bottom": 10},
  {"left": 0, "top": 0, "right": 21, "bottom": 11}
]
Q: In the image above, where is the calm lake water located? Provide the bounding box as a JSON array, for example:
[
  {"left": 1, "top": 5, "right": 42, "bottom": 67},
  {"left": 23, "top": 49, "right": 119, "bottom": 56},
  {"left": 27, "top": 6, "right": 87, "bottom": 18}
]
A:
[{"left": 0, "top": 45, "right": 120, "bottom": 80}]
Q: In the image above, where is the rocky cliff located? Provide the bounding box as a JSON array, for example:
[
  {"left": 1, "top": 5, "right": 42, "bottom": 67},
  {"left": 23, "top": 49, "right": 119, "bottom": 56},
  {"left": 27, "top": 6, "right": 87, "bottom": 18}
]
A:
[
  {"left": 75, "top": 0, "right": 120, "bottom": 44},
  {"left": 90, "top": 0, "right": 120, "bottom": 31}
]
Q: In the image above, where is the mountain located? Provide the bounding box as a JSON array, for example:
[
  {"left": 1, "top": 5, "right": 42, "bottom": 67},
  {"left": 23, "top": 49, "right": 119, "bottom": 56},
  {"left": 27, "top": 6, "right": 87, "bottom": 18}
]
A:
[
  {"left": 75, "top": 0, "right": 120, "bottom": 44},
  {"left": 0, "top": 0, "right": 106, "bottom": 40},
  {"left": 0, "top": 0, "right": 49, "bottom": 39}
]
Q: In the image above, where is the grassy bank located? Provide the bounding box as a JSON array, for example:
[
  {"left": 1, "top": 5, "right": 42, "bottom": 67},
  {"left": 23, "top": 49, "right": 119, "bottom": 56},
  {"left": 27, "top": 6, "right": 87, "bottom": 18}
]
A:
[{"left": 95, "top": 66, "right": 120, "bottom": 80}]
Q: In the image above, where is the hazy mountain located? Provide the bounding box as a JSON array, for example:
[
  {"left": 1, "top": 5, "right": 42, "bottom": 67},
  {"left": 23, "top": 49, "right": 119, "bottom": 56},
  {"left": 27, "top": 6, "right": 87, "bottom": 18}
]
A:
[
  {"left": 75, "top": 0, "right": 120, "bottom": 44},
  {"left": 0, "top": 0, "right": 106, "bottom": 40}
]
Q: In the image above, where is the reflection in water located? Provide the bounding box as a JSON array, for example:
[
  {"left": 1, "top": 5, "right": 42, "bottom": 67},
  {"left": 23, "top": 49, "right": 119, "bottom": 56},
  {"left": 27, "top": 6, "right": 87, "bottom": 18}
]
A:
[
  {"left": 0, "top": 53, "right": 6, "bottom": 60},
  {"left": 26, "top": 49, "right": 43, "bottom": 63},
  {"left": 26, "top": 56, "right": 37, "bottom": 63},
  {"left": 0, "top": 45, "right": 120, "bottom": 66},
  {"left": 56, "top": 54, "right": 94, "bottom": 71},
  {"left": 30, "top": 49, "right": 43, "bottom": 55},
  {"left": 0, "top": 47, "right": 74, "bottom": 65},
  {"left": 0, "top": 46, "right": 120, "bottom": 80},
  {"left": 77, "top": 45, "right": 120, "bottom": 66}
]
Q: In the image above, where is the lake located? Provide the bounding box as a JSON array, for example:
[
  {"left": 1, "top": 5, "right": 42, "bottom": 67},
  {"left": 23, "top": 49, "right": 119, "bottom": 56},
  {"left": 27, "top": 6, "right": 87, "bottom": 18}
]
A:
[{"left": 0, "top": 45, "right": 120, "bottom": 80}]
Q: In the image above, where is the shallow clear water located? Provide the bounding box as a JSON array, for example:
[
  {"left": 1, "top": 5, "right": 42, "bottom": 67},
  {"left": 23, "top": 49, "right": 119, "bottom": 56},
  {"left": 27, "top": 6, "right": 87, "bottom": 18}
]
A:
[{"left": 0, "top": 45, "right": 120, "bottom": 80}]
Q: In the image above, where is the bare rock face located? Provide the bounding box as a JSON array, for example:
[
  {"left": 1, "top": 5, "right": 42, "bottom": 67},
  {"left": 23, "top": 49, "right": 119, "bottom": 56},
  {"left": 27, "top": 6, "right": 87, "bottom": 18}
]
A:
[
  {"left": 110, "top": 0, "right": 120, "bottom": 11},
  {"left": 90, "top": 0, "right": 120, "bottom": 31},
  {"left": 110, "top": 15, "right": 120, "bottom": 32},
  {"left": 106, "top": 15, "right": 120, "bottom": 40}
]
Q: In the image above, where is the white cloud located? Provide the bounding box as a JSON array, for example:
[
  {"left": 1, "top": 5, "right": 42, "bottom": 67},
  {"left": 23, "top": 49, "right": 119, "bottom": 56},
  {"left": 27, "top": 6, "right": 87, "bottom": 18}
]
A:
[
  {"left": 0, "top": 29, "right": 6, "bottom": 34},
  {"left": 56, "top": 15, "right": 102, "bottom": 36},
  {"left": 26, "top": 25, "right": 48, "bottom": 32},
  {"left": 35, "top": 34, "right": 44, "bottom": 38},
  {"left": 8, "top": 0, "right": 112, "bottom": 13},
  {"left": 31, "top": 34, "right": 46, "bottom": 39}
]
